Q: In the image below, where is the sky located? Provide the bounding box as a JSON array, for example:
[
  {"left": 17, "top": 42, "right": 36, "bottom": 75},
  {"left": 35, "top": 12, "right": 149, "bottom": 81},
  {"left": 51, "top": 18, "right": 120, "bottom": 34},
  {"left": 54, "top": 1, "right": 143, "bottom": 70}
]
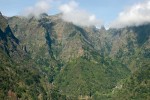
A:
[{"left": 0, "top": 0, "right": 149, "bottom": 28}]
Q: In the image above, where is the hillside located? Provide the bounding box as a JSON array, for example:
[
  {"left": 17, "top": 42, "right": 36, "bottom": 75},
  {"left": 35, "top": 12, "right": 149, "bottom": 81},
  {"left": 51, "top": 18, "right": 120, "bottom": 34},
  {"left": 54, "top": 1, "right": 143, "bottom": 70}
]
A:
[{"left": 112, "top": 60, "right": 150, "bottom": 100}]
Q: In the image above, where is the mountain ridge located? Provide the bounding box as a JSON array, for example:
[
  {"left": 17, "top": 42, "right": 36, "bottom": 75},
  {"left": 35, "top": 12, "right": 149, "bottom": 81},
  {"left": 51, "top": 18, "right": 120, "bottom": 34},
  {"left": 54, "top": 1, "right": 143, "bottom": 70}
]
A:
[{"left": 0, "top": 12, "right": 149, "bottom": 99}]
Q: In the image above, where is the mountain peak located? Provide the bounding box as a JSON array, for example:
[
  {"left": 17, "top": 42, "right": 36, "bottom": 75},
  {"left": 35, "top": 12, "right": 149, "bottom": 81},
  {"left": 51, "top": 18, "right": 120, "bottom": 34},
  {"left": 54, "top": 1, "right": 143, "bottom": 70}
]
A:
[
  {"left": 0, "top": 12, "right": 8, "bottom": 32},
  {"left": 39, "top": 13, "right": 48, "bottom": 18},
  {"left": 0, "top": 11, "right": 2, "bottom": 16}
]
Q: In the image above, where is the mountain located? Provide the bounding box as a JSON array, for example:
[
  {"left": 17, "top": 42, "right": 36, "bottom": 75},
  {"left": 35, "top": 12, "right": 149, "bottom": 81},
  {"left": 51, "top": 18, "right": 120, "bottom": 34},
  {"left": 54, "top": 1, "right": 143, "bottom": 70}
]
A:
[
  {"left": 0, "top": 12, "right": 149, "bottom": 99},
  {"left": 8, "top": 14, "right": 131, "bottom": 98}
]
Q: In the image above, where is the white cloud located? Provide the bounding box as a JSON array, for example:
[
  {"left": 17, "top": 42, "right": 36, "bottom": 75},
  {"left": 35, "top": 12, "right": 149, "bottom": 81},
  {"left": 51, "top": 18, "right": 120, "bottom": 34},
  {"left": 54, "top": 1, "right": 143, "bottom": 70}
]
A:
[
  {"left": 22, "top": 0, "right": 52, "bottom": 18},
  {"left": 59, "top": 1, "right": 102, "bottom": 27},
  {"left": 110, "top": 0, "right": 150, "bottom": 28}
]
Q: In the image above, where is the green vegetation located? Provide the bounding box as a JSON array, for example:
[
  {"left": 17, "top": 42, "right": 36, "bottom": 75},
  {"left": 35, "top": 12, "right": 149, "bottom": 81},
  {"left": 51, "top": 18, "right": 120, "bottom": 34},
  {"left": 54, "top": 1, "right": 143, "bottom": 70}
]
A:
[
  {"left": 55, "top": 56, "right": 130, "bottom": 98},
  {"left": 112, "top": 60, "right": 150, "bottom": 100}
]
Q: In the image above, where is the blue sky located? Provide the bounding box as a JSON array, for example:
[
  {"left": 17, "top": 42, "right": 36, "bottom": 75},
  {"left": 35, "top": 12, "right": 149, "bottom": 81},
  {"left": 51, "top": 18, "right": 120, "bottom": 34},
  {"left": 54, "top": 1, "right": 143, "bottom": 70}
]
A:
[
  {"left": 0, "top": 0, "right": 146, "bottom": 26},
  {"left": 71, "top": 0, "right": 143, "bottom": 24}
]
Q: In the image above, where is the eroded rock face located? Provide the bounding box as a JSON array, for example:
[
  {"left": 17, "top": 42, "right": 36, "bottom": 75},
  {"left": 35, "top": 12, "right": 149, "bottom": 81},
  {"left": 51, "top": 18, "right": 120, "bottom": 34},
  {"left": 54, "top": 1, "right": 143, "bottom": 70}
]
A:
[{"left": 0, "top": 13, "right": 27, "bottom": 61}]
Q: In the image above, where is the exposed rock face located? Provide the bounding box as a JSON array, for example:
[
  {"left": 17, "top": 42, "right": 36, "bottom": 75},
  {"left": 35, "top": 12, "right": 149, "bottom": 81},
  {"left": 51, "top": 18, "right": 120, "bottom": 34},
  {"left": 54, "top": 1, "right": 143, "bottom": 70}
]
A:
[
  {"left": 0, "top": 12, "right": 8, "bottom": 32},
  {"left": 0, "top": 13, "right": 27, "bottom": 61},
  {"left": 8, "top": 15, "right": 89, "bottom": 62}
]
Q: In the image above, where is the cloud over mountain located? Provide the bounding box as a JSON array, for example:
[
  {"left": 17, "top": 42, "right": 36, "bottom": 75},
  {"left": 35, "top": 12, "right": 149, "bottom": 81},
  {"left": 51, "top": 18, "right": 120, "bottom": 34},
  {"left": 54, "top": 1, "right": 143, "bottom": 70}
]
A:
[
  {"left": 110, "top": 0, "right": 150, "bottom": 28},
  {"left": 59, "top": 1, "right": 102, "bottom": 27},
  {"left": 22, "top": 0, "right": 52, "bottom": 18}
]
